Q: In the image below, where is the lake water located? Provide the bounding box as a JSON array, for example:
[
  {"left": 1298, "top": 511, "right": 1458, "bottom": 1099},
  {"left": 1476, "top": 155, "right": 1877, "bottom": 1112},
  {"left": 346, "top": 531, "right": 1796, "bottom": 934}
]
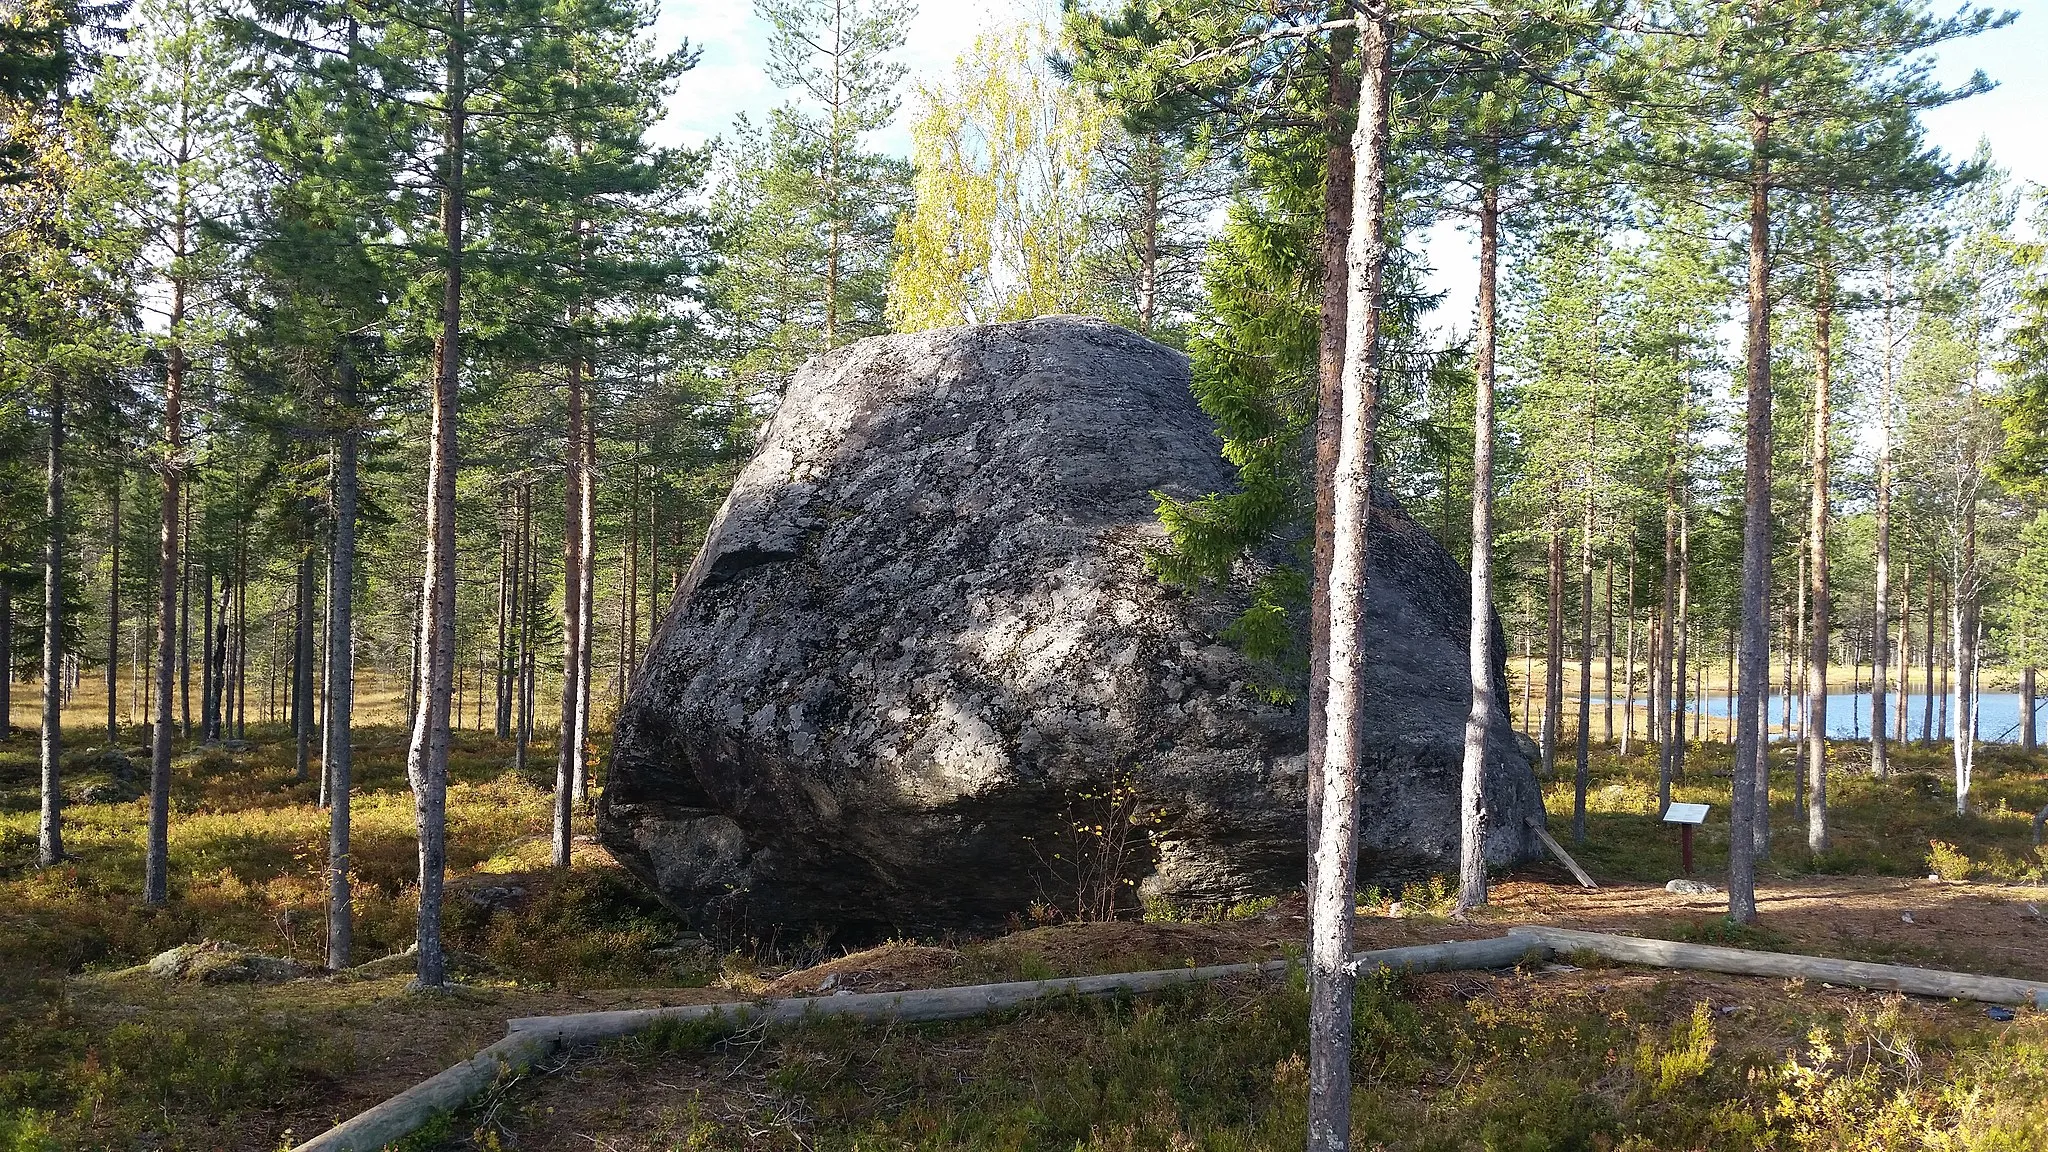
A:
[{"left": 1585, "top": 692, "right": 2044, "bottom": 744}]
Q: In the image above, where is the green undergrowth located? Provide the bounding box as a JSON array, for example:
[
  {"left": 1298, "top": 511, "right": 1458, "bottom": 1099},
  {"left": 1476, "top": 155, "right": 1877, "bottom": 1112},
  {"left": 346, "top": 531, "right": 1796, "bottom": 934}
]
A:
[
  {"left": 1542, "top": 741, "right": 2048, "bottom": 886},
  {"left": 449, "top": 968, "right": 2048, "bottom": 1152},
  {"left": 0, "top": 724, "right": 706, "bottom": 1150}
]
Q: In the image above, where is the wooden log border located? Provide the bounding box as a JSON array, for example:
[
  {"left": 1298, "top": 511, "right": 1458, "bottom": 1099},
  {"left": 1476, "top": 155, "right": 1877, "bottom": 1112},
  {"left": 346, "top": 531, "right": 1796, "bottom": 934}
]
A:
[
  {"left": 1507, "top": 924, "right": 2048, "bottom": 1009},
  {"left": 289, "top": 937, "right": 1537, "bottom": 1152},
  {"left": 290, "top": 927, "right": 2046, "bottom": 1152}
]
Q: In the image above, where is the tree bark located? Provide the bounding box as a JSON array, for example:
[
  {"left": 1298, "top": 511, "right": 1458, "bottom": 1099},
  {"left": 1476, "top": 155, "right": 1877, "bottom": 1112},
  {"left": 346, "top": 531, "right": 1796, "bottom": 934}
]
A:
[
  {"left": 1871, "top": 276, "right": 1895, "bottom": 776},
  {"left": 234, "top": 534, "right": 247, "bottom": 738},
  {"left": 407, "top": 0, "right": 465, "bottom": 991},
  {"left": 1728, "top": 103, "right": 1774, "bottom": 924},
  {"left": 1621, "top": 552, "right": 1637, "bottom": 756},
  {"left": 1603, "top": 557, "right": 1614, "bottom": 744},
  {"left": 1542, "top": 507, "right": 1563, "bottom": 780},
  {"left": 1457, "top": 179, "right": 1498, "bottom": 910},
  {"left": 495, "top": 513, "right": 510, "bottom": 738},
  {"left": 1657, "top": 454, "right": 1678, "bottom": 811},
  {"left": 106, "top": 477, "right": 120, "bottom": 746},
  {"left": 201, "top": 567, "right": 215, "bottom": 740},
  {"left": 326, "top": 350, "right": 359, "bottom": 970},
  {"left": 1805, "top": 258, "right": 1833, "bottom": 852},
  {"left": 575, "top": 402, "right": 596, "bottom": 804},
  {"left": 1896, "top": 557, "right": 1911, "bottom": 744},
  {"left": 2024, "top": 667, "right": 2036, "bottom": 755},
  {"left": 1308, "top": 18, "right": 1387, "bottom": 1151},
  {"left": 1, "top": 580, "right": 11, "bottom": 737},
  {"left": 145, "top": 301, "right": 187, "bottom": 905},
  {"left": 295, "top": 549, "right": 315, "bottom": 787},
  {"left": 556, "top": 355, "right": 586, "bottom": 867},
  {"left": 1922, "top": 568, "right": 1936, "bottom": 745},
  {"left": 206, "top": 580, "right": 229, "bottom": 741},
  {"left": 514, "top": 484, "right": 533, "bottom": 776},
  {"left": 1305, "top": 27, "right": 1357, "bottom": 866},
  {"left": 1574, "top": 474, "right": 1594, "bottom": 844},
  {"left": 1952, "top": 510, "right": 1978, "bottom": 815},
  {"left": 39, "top": 380, "right": 65, "bottom": 868},
  {"left": 179, "top": 494, "right": 191, "bottom": 736},
  {"left": 1673, "top": 496, "right": 1691, "bottom": 778}
]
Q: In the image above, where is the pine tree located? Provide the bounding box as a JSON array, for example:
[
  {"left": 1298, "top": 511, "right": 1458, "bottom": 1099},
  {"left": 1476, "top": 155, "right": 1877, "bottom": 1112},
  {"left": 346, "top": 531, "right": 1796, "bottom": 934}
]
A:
[
  {"left": 107, "top": 0, "right": 246, "bottom": 904},
  {"left": 1631, "top": 0, "right": 2004, "bottom": 922},
  {"left": 748, "top": 0, "right": 912, "bottom": 350}
]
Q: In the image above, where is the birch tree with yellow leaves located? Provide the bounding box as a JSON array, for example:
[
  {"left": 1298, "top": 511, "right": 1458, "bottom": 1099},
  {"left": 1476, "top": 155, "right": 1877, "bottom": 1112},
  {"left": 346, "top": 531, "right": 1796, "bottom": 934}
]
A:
[{"left": 887, "top": 20, "right": 1109, "bottom": 330}]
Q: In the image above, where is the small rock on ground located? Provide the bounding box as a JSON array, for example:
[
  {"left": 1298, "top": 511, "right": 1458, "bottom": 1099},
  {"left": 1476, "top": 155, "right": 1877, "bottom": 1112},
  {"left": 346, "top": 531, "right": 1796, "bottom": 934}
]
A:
[
  {"left": 1666, "top": 879, "right": 1720, "bottom": 896},
  {"left": 148, "top": 941, "right": 305, "bottom": 984}
]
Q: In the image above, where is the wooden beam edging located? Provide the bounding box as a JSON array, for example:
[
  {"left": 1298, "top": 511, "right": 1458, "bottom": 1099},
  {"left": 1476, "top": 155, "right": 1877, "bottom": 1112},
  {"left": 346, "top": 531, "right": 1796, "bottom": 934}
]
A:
[
  {"left": 288, "top": 937, "right": 1539, "bottom": 1152},
  {"left": 1508, "top": 925, "right": 2048, "bottom": 1010},
  {"left": 1528, "top": 818, "right": 1599, "bottom": 889}
]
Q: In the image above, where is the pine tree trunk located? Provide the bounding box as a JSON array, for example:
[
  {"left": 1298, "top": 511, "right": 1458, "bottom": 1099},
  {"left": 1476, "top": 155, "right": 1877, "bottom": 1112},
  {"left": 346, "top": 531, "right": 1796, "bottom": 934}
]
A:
[
  {"left": 234, "top": 535, "right": 247, "bottom": 739},
  {"left": 1574, "top": 480, "right": 1593, "bottom": 844},
  {"left": 179, "top": 496, "right": 191, "bottom": 737},
  {"left": 1621, "top": 553, "right": 1637, "bottom": 756},
  {"left": 1305, "top": 27, "right": 1357, "bottom": 866},
  {"left": 1, "top": 580, "right": 11, "bottom": 736},
  {"left": 295, "top": 550, "right": 315, "bottom": 786},
  {"left": 647, "top": 499, "right": 660, "bottom": 644},
  {"left": 1872, "top": 284, "right": 1895, "bottom": 775},
  {"left": 1647, "top": 606, "right": 1661, "bottom": 756},
  {"left": 407, "top": 4, "right": 465, "bottom": 991},
  {"left": 515, "top": 485, "right": 533, "bottom": 776},
  {"left": 146, "top": 298, "right": 187, "bottom": 906},
  {"left": 1896, "top": 557, "right": 1911, "bottom": 744},
  {"left": 39, "top": 381, "right": 65, "bottom": 868},
  {"left": 2023, "top": 667, "right": 2036, "bottom": 754},
  {"left": 1603, "top": 558, "right": 1614, "bottom": 744},
  {"left": 1138, "top": 139, "right": 1161, "bottom": 333},
  {"left": 495, "top": 516, "right": 510, "bottom": 738},
  {"left": 326, "top": 351, "right": 359, "bottom": 969},
  {"left": 557, "top": 351, "right": 585, "bottom": 867},
  {"left": 1457, "top": 179, "right": 1499, "bottom": 911},
  {"left": 1543, "top": 510, "right": 1563, "bottom": 780},
  {"left": 1673, "top": 498, "right": 1691, "bottom": 779},
  {"left": 623, "top": 457, "right": 639, "bottom": 700},
  {"left": 106, "top": 478, "right": 120, "bottom": 745},
  {"left": 201, "top": 568, "right": 214, "bottom": 740},
  {"left": 205, "top": 581, "right": 228, "bottom": 741},
  {"left": 1308, "top": 19, "right": 1388, "bottom": 1151},
  {"left": 1728, "top": 104, "right": 1774, "bottom": 925},
  {"left": 1805, "top": 266, "right": 1832, "bottom": 851},
  {"left": 1726, "top": 628, "right": 1735, "bottom": 745},
  {"left": 1658, "top": 456, "right": 1678, "bottom": 811},
  {"left": 1521, "top": 635, "right": 1531, "bottom": 736},
  {"left": 1922, "top": 569, "right": 1936, "bottom": 745},
  {"left": 575, "top": 409, "right": 596, "bottom": 804}
]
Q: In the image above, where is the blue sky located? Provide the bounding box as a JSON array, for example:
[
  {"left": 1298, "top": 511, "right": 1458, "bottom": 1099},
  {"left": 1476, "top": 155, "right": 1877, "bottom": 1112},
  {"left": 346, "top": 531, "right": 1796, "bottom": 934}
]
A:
[
  {"left": 648, "top": 0, "right": 2047, "bottom": 333},
  {"left": 650, "top": 0, "right": 2045, "bottom": 184}
]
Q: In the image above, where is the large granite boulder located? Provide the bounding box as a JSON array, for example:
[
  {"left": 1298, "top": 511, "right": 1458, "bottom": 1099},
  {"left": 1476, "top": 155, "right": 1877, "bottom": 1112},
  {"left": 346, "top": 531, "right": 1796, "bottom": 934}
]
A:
[{"left": 599, "top": 317, "right": 1543, "bottom": 936}]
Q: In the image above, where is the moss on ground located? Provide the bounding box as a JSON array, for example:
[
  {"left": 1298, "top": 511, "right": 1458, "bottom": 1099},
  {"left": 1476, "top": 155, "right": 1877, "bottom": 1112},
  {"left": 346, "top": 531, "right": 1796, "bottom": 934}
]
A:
[{"left": 0, "top": 721, "right": 2043, "bottom": 1150}]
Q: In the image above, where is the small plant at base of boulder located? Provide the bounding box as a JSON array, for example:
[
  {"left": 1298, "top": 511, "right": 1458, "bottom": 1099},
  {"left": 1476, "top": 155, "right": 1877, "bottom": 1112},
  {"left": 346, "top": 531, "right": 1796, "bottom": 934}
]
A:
[{"left": 1025, "top": 774, "right": 1164, "bottom": 923}]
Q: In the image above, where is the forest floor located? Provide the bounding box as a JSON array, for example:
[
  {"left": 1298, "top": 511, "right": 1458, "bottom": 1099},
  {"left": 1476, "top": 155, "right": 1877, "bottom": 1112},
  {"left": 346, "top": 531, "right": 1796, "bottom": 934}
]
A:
[{"left": 1, "top": 722, "right": 2045, "bottom": 1151}]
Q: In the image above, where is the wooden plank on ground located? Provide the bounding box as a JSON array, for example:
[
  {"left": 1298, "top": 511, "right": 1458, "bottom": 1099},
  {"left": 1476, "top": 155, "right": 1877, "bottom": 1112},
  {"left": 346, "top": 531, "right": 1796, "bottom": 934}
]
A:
[{"left": 1508, "top": 924, "right": 2048, "bottom": 1009}]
